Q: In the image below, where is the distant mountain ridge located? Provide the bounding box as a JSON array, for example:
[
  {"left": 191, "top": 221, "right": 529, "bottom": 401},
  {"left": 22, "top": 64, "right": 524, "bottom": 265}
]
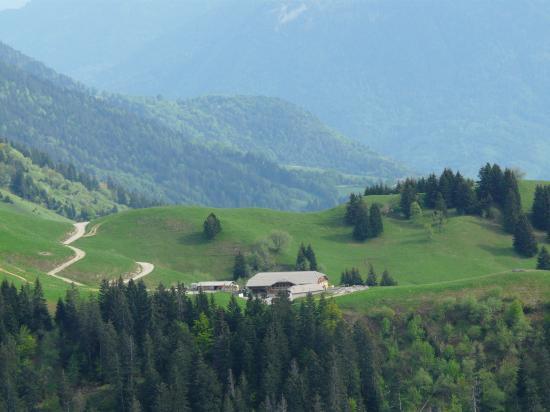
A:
[
  {"left": 0, "top": 41, "right": 407, "bottom": 211},
  {"left": 2, "top": 0, "right": 550, "bottom": 177}
]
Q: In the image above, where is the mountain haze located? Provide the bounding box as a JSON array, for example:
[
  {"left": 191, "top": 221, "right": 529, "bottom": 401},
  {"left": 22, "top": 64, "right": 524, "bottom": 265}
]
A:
[
  {"left": 0, "top": 42, "right": 405, "bottom": 210},
  {"left": 2, "top": 0, "right": 549, "bottom": 177}
]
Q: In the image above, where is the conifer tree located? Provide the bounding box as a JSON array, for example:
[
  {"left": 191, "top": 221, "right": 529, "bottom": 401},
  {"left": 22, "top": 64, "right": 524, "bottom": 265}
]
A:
[
  {"left": 536, "top": 247, "right": 550, "bottom": 270},
  {"left": 424, "top": 174, "right": 439, "bottom": 208},
  {"left": 203, "top": 213, "right": 222, "bottom": 240},
  {"left": 438, "top": 168, "right": 456, "bottom": 208},
  {"left": 305, "top": 244, "right": 318, "bottom": 271},
  {"left": 233, "top": 251, "right": 248, "bottom": 280},
  {"left": 31, "top": 279, "right": 52, "bottom": 333},
  {"left": 503, "top": 188, "right": 522, "bottom": 233},
  {"left": 369, "top": 204, "right": 383, "bottom": 238},
  {"left": 400, "top": 179, "right": 417, "bottom": 219},
  {"left": 295, "top": 244, "right": 309, "bottom": 271},
  {"left": 353, "top": 206, "right": 370, "bottom": 241},
  {"left": 344, "top": 193, "right": 365, "bottom": 226},
  {"left": 454, "top": 177, "right": 476, "bottom": 215},
  {"left": 513, "top": 214, "right": 538, "bottom": 257},
  {"left": 531, "top": 185, "right": 550, "bottom": 231},
  {"left": 380, "top": 270, "right": 397, "bottom": 286},
  {"left": 366, "top": 265, "right": 378, "bottom": 286}
]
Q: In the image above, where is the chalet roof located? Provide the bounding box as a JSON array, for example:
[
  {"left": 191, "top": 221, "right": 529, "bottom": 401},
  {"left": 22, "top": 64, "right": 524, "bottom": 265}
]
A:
[{"left": 246, "top": 271, "right": 328, "bottom": 288}]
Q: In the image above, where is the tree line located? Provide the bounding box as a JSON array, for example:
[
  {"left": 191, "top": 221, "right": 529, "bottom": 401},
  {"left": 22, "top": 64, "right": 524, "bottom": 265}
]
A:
[
  {"left": 398, "top": 164, "right": 544, "bottom": 258},
  {"left": 0, "top": 279, "right": 548, "bottom": 411}
]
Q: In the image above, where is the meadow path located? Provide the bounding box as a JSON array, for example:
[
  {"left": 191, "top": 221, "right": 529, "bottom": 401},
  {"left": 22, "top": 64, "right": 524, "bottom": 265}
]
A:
[
  {"left": 47, "top": 222, "right": 89, "bottom": 286},
  {"left": 48, "top": 222, "right": 155, "bottom": 286}
]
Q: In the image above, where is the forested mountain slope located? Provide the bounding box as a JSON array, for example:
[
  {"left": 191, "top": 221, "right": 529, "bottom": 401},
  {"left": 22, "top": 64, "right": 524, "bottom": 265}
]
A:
[
  {"left": 2, "top": 0, "right": 550, "bottom": 177},
  {"left": 123, "top": 95, "right": 405, "bottom": 178},
  {"left": 0, "top": 142, "right": 124, "bottom": 220},
  {"left": 0, "top": 42, "right": 406, "bottom": 210}
]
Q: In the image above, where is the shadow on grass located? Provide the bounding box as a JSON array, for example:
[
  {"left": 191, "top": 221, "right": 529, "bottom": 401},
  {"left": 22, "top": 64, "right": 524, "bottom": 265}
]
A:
[
  {"left": 178, "top": 232, "right": 210, "bottom": 246},
  {"left": 478, "top": 244, "right": 519, "bottom": 258}
]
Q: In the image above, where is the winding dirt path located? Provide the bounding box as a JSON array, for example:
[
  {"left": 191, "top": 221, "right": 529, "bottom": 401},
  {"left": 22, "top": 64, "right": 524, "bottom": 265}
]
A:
[
  {"left": 48, "top": 221, "right": 155, "bottom": 286},
  {"left": 47, "top": 222, "right": 89, "bottom": 286},
  {"left": 125, "top": 262, "right": 155, "bottom": 283}
]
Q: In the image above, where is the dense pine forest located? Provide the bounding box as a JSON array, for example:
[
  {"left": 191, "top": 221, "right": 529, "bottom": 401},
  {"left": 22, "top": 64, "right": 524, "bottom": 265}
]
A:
[{"left": 0, "top": 279, "right": 548, "bottom": 411}]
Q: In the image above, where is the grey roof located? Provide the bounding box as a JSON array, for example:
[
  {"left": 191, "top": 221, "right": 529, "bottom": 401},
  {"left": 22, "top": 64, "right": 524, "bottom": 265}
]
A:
[{"left": 246, "top": 271, "right": 328, "bottom": 288}]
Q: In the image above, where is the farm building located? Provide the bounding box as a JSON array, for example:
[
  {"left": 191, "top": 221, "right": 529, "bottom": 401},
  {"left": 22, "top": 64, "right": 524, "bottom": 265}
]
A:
[
  {"left": 189, "top": 281, "right": 239, "bottom": 293},
  {"left": 246, "top": 271, "right": 329, "bottom": 300}
]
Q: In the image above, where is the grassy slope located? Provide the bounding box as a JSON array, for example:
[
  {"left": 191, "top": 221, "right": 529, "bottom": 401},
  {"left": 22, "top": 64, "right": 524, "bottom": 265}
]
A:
[
  {"left": 71, "top": 186, "right": 545, "bottom": 288},
  {"left": 0, "top": 191, "right": 95, "bottom": 300},
  {"left": 335, "top": 270, "right": 550, "bottom": 314}
]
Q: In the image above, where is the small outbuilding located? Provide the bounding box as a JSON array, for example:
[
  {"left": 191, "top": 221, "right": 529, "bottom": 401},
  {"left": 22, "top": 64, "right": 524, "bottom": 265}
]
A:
[
  {"left": 246, "top": 271, "right": 329, "bottom": 300},
  {"left": 190, "top": 281, "right": 239, "bottom": 293}
]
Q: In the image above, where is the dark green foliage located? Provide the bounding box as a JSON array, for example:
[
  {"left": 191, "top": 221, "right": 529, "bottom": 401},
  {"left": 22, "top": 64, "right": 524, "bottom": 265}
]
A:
[
  {"left": 203, "top": 213, "right": 222, "bottom": 240},
  {"left": 399, "top": 179, "right": 417, "bottom": 219},
  {"left": 0, "top": 279, "right": 549, "bottom": 410},
  {"left": 503, "top": 188, "right": 522, "bottom": 234},
  {"left": 380, "top": 270, "right": 397, "bottom": 286},
  {"left": 454, "top": 175, "right": 477, "bottom": 215},
  {"left": 295, "top": 244, "right": 309, "bottom": 271},
  {"left": 232, "top": 251, "right": 248, "bottom": 280},
  {"left": 340, "top": 268, "right": 363, "bottom": 286},
  {"left": 352, "top": 205, "right": 370, "bottom": 241},
  {"left": 295, "top": 243, "right": 318, "bottom": 271},
  {"left": 365, "top": 265, "right": 378, "bottom": 287},
  {"left": 514, "top": 214, "right": 539, "bottom": 258},
  {"left": 304, "top": 245, "right": 318, "bottom": 271},
  {"left": 537, "top": 247, "right": 550, "bottom": 270},
  {"left": 344, "top": 193, "right": 364, "bottom": 226},
  {"left": 438, "top": 168, "right": 456, "bottom": 208},
  {"left": 369, "top": 204, "right": 384, "bottom": 238},
  {"left": 532, "top": 185, "right": 550, "bottom": 231},
  {"left": 364, "top": 183, "right": 398, "bottom": 196}
]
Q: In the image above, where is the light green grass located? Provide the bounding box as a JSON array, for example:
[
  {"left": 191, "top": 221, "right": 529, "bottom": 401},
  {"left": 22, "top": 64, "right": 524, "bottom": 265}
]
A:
[
  {"left": 0, "top": 192, "right": 73, "bottom": 272},
  {"left": 71, "top": 195, "right": 541, "bottom": 288},
  {"left": 335, "top": 270, "right": 550, "bottom": 313}
]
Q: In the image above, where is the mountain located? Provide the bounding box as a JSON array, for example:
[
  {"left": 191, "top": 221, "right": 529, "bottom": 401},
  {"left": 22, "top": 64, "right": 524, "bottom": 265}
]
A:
[
  {"left": 2, "top": 0, "right": 550, "bottom": 177},
  {"left": 0, "top": 42, "right": 405, "bottom": 211}
]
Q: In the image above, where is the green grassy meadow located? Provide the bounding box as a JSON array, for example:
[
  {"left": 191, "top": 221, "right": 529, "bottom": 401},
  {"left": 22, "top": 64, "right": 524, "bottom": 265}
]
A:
[
  {"left": 69, "top": 186, "right": 544, "bottom": 289},
  {"left": 0, "top": 180, "right": 548, "bottom": 309}
]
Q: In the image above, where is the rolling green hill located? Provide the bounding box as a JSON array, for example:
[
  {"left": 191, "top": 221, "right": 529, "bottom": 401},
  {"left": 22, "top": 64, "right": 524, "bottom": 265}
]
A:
[
  {"left": 0, "top": 41, "right": 407, "bottom": 211},
  {"left": 0, "top": 190, "right": 94, "bottom": 301},
  {"left": 67, "top": 185, "right": 547, "bottom": 289}
]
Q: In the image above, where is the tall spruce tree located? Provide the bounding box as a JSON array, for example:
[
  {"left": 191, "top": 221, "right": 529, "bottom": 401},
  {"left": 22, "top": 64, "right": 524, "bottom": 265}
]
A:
[
  {"left": 513, "top": 214, "right": 538, "bottom": 257},
  {"left": 503, "top": 188, "right": 522, "bottom": 234},
  {"left": 344, "top": 193, "right": 365, "bottom": 226},
  {"left": 454, "top": 177, "right": 476, "bottom": 215},
  {"left": 438, "top": 168, "right": 456, "bottom": 208},
  {"left": 353, "top": 206, "right": 370, "bottom": 241},
  {"left": 531, "top": 185, "right": 550, "bottom": 231},
  {"left": 424, "top": 174, "right": 439, "bottom": 208},
  {"left": 400, "top": 179, "right": 417, "bottom": 219},
  {"left": 304, "top": 245, "right": 318, "bottom": 271},
  {"left": 295, "top": 244, "right": 309, "bottom": 271},
  {"left": 536, "top": 247, "right": 550, "bottom": 270},
  {"left": 366, "top": 265, "right": 378, "bottom": 286},
  {"left": 233, "top": 251, "right": 248, "bottom": 280},
  {"left": 369, "top": 204, "right": 384, "bottom": 238}
]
